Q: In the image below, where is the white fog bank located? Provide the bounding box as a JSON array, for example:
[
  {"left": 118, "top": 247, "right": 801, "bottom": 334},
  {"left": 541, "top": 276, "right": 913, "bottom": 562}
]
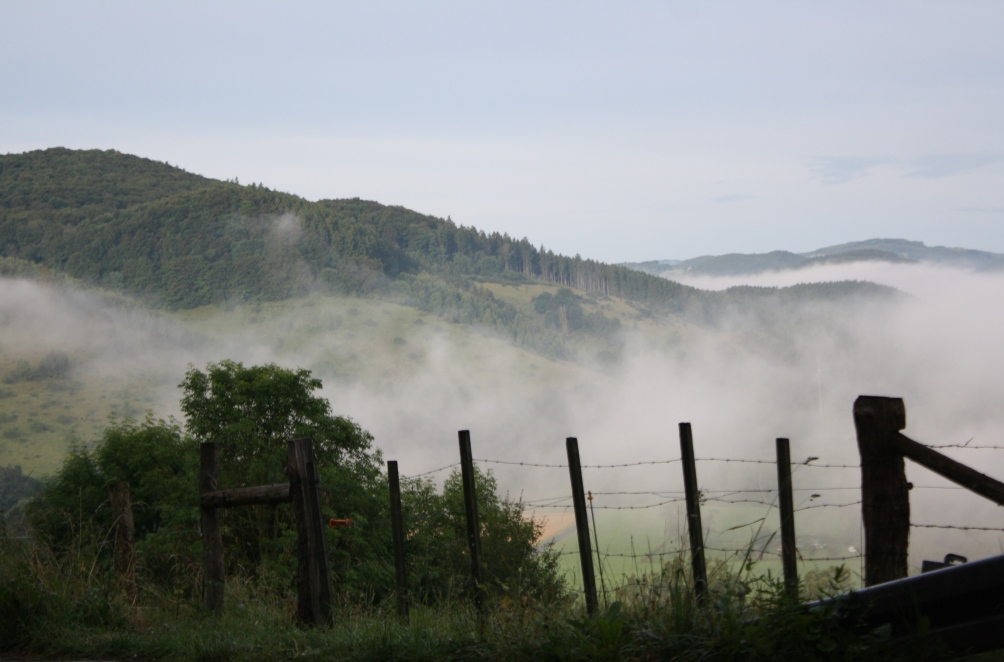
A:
[{"left": 2, "top": 261, "right": 1002, "bottom": 574}]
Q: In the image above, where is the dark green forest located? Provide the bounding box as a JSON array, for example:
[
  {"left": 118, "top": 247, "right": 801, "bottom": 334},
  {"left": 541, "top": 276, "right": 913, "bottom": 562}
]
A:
[{"left": 0, "top": 148, "right": 897, "bottom": 360}]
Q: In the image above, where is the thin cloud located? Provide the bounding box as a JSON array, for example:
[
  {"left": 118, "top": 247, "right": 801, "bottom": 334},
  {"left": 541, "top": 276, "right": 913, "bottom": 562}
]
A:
[
  {"left": 808, "top": 156, "right": 891, "bottom": 185},
  {"left": 956, "top": 207, "right": 1004, "bottom": 215},
  {"left": 907, "top": 153, "right": 1004, "bottom": 178},
  {"left": 712, "top": 194, "right": 753, "bottom": 203}
]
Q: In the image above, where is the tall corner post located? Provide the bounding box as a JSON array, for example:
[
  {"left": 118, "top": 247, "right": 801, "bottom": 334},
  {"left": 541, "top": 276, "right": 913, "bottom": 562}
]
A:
[
  {"left": 853, "top": 396, "right": 909, "bottom": 586},
  {"left": 679, "top": 423, "right": 708, "bottom": 600},
  {"left": 199, "top": 442, "right": 225, "bottom": 612},
  {"left": 566, "top": 437, "right": 599, "bottom": 615},
  {"left": 775, "top": 438, "right": 798, "bottom": 599},
  {"left": 286, "top": 438, "right": 334, "bottom": 626},
  {"left": 458, "top": 430, "right": 485, "bottom": 615}
]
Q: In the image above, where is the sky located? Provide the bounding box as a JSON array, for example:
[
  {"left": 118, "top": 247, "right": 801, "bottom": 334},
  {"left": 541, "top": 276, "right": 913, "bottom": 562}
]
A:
[{"left": 2, "top": 1, "right": 1003, "bottom": 263}]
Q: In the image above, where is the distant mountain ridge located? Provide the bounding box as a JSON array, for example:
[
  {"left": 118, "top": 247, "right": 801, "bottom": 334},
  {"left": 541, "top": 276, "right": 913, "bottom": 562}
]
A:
[{"left": 622, "top": 239, "right": 1004, "bottom": 277}]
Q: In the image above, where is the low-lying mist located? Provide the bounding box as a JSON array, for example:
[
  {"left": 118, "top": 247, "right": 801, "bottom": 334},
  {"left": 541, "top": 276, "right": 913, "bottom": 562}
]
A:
[{"left": 2, "top": 260, "right": 1002, "bottom": 574}]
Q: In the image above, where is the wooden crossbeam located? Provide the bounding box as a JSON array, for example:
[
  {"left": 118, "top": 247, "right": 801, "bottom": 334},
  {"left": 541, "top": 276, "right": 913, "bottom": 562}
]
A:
[
  {"left": 891, "top": 432, "right": 1004, "bottom": 506},
  {"left": 200, "top": 483, "right": 291, "bottom": 509}
]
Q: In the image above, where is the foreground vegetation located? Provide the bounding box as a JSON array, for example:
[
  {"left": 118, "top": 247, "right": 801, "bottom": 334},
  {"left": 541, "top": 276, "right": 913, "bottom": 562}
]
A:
[
  {"left": 0, "top": 360, "right": 966, "bottom": 660},
  {"left": 0, "top": 521, "right": 950, "bottom": 661}
]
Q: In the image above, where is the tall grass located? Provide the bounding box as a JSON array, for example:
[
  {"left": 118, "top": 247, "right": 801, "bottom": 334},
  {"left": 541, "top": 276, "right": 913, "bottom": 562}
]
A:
[
  {"left": 0, "top": 514, "right": 133, "bottom": 651},
  {"left": 0, "top": 512, "right": 949, "bottom": 661},
  {"left": 1, "top": 542, "right": 955, "bottom": 658}
]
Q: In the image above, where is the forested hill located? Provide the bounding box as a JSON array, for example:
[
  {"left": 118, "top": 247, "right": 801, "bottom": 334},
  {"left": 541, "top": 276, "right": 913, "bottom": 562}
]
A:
[
  {"left": 0, "top": 148, "right": 896, "bottom": 358},
  {"left": 0, "top": 148, "right": 696, "bottom": 308}
]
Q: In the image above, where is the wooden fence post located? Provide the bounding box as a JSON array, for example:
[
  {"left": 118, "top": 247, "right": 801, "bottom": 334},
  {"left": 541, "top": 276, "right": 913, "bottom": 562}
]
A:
[
  {"left": 286, "top": 438, "right": 334, "bottom": 626},
  {"left": 109, "top": 481, "right": 136, "bottom": 603},
  {"left": 679, "top": 423, "right": 708, "bottom": 600},
  {"left": 567, "top": 437, "right": 599, "bottom": 615},
  {"left": 775, "top": 438, "right": 798, "bottom": 598},
  {"left": 854, "top": 396, "right": 909, "bottom": 587},
  {"left": 200, "top": 442, "right": 225, "bottom": 612},
  {"left": 387, "top": 460, "right": 409, "bottom": 623},
  {"left": 458, "top": 430, "right": 485, "bottom": 615}
]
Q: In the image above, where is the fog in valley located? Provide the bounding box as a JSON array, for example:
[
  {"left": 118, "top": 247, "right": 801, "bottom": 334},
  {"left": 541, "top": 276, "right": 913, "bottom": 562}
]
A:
[{"left": 2, "top": 259, "right": 1003, "bottom": 574}]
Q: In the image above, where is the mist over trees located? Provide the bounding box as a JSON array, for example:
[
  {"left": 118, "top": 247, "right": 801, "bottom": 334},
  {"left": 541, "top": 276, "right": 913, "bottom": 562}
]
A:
[
  {"left": 22, "top": 361, "right": 563, "bottom": 608},
  {"left": 0, "top": 148, "right": 897, "bottom": 363},
  {"left": 0, "top": 148, "right": 916, "bottom": 551}
]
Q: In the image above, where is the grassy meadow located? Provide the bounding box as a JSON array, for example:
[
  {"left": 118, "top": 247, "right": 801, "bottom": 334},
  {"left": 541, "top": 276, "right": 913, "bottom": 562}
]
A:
[{"left": 0, "top": 515, "right": 936, "bottom": 662}]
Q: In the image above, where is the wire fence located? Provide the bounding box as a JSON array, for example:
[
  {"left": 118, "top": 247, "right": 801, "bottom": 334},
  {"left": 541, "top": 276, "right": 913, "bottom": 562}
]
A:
[{"left": 397, "top": 433, "right": 1004, "bottom": 598}]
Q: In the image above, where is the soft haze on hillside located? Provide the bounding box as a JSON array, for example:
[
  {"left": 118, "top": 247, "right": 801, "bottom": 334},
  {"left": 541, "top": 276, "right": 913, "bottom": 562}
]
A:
[
  {"left": 2, "top": 1, "right": 1003, "bottom": 261},
  {"left": 3, "top": 256, "right": 1003, "bottom": 570}
]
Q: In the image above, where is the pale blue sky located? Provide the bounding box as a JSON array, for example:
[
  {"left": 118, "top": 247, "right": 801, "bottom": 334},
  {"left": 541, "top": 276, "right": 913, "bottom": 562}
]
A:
[{"left": 2, "top": 1, "right": 1003, "bottom": 262}]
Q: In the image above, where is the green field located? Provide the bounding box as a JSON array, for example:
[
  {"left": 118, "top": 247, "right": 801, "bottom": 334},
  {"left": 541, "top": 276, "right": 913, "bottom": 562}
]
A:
[{"left": 545, "top": 500, "right": 865, "bottom": 597}]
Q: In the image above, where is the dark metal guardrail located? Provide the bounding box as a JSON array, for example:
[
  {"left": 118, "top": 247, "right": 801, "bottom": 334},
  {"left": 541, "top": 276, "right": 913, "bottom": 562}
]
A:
[{"left": 806, "top": 553, "right": 1004, "bottom": 655}]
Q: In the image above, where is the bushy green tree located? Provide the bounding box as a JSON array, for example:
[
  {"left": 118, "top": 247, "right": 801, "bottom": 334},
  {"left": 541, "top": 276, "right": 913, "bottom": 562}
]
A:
[
  {"left": 177, "top": 360, "right": 566, "bottom": 605},
  {"left": 179, "top": 359, "right": 375, "bottom": 486},
  {"left": 24, "top": 360, "right": 566, "bottom": 609},
  {"left": 26, "top": 415, "right": 195, "bottom": 556},
  {"left": 401, "top": 465, "right": 567, "bottom": 606},
  {"left": 179, "top": 359, "right": 383, "bottom": 584}
]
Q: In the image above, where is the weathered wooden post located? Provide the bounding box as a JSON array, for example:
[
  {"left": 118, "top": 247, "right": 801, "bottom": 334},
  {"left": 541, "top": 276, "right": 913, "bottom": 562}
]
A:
[
  {"left": 679, "top": 423, "right": 708, "bottom": 600},
  {"left": 566, "top": 437, "right": 599, "bottom": 615},
  {"left": 200, "top": 442, "right": 225, "bottom": 611},
  {"left": 286, "top": 437, "right": 334, "bottom": 626},
  {"left": 387, "top": 460, "right": 409, "bottom": 623},
  {"left": 199, "top": 438, "right": 346, "bottom": 625},
  {"left": 109, "top": 481, "right": 136, "bottom": 603},
  {"left": 458, "top": 430, "right": 485, "bottom": 615},
  {"left": 775, "top": 438, "right": 798, "bottom": 598},
  {"left": 854, "top": 396, "right": 910, "bottom": 586}
]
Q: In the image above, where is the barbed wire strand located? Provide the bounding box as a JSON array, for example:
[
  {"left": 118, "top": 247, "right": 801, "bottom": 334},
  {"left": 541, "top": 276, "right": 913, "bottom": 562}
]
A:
[
  {"left": 403, "top": 462, "right": 461, "bottom": 479},
  {"left": 911, "top": 523, "right": 1004, "bottom": 532},
  {"left": 476, "top": 458, "right": 682, "bottom": 469},
  {"left": 796, "top": 501, "right": 862, "bottom": 511},
  {"left": 475, "top": 456, "right": 863, "bottom": 470}
]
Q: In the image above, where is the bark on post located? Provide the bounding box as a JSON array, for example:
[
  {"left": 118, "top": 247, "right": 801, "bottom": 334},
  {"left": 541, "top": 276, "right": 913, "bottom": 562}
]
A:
[
  {"left": 200, "top": 442, "right": 225, "bottom": 611},
  {"left": 775, "top": 438, "right": 798, "bottom": 599},
  {"left": 854, "top": 396, "right": 909, "bottom": 587},
  {"left": 109, "top": 481, "right": 136, "bottom": 603},
  {"left": 566, "top": 437, "right": 599, "bottom": 616},
  {"left": 679, "top": 423, "right": 708, "bottom": 600},
  {"left": 286, "top": 438, "right": 334, "bottom": 626},
  {"left": 458, "top": 430, "right": 485, "bottom": 615},
  {"left": 200, "top": 483, "right": 291, "bottom": 509},
  {"left": 387, "top": 460, "right": 409, "bottom": 623}
]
